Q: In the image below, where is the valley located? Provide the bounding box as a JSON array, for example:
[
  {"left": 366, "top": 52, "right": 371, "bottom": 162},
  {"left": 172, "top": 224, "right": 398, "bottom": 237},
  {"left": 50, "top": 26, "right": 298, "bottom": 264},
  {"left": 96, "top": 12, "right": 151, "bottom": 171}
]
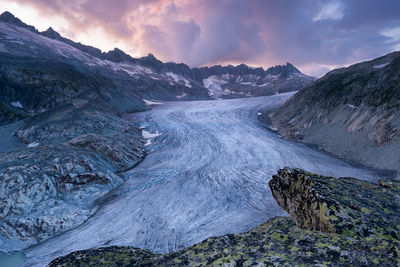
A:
[{"left": 22, "top": 94, "right": 382, "bottom": 266}]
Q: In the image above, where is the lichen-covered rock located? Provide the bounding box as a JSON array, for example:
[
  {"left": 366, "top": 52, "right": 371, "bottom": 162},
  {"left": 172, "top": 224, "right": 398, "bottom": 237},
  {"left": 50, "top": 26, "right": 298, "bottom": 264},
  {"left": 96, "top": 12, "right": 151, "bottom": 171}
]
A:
[
  {"left": 50, "top": 216, "right": 400, "bottom": 267},
  {"left": 269, "top": 167, "right": 400, "bottom": 239},
  {"left": 50, "top": 168, "right": 400, "bottom": 266}
]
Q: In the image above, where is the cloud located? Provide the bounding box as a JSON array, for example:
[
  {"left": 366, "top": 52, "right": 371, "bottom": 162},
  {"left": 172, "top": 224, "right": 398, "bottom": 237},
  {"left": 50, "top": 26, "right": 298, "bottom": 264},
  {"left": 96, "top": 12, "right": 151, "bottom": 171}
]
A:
[
  {"left": 3, "top": 0, "right": 400, "bottom": 76},
  {"left": 313, "top": 1, "right": 344, "bottom": 21}
]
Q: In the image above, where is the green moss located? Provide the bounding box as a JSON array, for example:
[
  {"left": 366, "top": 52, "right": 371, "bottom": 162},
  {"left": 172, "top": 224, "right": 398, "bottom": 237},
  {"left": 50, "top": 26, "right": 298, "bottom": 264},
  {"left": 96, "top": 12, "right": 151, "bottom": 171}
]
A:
[{"left": 361, "top": 207, "right": 371, "bottom": 214}]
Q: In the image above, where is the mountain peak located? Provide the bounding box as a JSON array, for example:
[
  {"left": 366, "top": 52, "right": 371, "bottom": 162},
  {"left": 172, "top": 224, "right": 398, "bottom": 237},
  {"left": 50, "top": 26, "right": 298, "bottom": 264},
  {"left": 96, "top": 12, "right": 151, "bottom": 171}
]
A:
[
  {"left": 42, "top": 27, "right": 62, "bottom": 40},
  {"left": 146, "top": 53, "right": 156, "bottom": 59},
  {"left": 103, "top": 48, "right": 132, "bottom": 62},
  {"left": 0, "top": 11, "right": 37, "bottom": 32},
  {"left": 0, "top": 11, "right": 14, "bottom": 18},
  {"left": 285, "top": 62, "right": 301, "bottom": 73}
]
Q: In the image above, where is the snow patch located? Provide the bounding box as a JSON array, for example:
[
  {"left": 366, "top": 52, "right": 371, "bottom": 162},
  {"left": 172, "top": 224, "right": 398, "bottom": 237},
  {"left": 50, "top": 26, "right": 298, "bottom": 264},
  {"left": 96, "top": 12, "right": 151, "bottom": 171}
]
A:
[
  {"left": 347, "top": 104, "right": 356, "bottom": 109},
  {"left": 143, "top": 99, "right": 162, "bottom": 105},
  {"left": 165, "top": 72, "right": 192, "bottom": 88},
  {"left": 176, "top": 93, "right": 187, "bottom": 99},
  {"left": 144, "top": 139, "right": 152, "bottom": 146},
  {"left": 11, "top": 101, "right": 23, "bottom": 108},
  {"left": 265, "top": 74, "right": 281, "bottom": 80},
  {"left": 373, "top": 63, "right": 389, "bottom": 69},
  {"left": 142, "top": 130, "right": 162, "bottom": 139},
  {"left": 203, "top": 76, "right": 228, "bottom": 98},
  {"left": 240, "top": 81, "right": 253, "bottom": 85},
  {"left": 27, "top": 142, "right": 39, "bottom": 148}
]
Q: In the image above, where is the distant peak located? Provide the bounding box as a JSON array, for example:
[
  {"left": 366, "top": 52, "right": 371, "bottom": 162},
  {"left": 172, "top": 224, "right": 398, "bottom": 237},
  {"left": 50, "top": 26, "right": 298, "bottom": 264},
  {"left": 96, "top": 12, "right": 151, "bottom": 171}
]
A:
[
  {"left": 112, "top": 47, "right": 124, "bottom": 53},
  {"left": 0, "top": 10, "right": 37, "bottom": 32},
  {"left": 147, "top": 53, "right": 156, "bottom": 59},
  {"left": 0, "top": 11, "right": 19, "bottom": 23},
  {"left": 285, "top": 62, "right": 300, "bottom": 73},
  {"left": 238, "top": 63, "right": 250, "bottom": 68},
  {"left": 103, "top": 47, "right": 132, "bottom": 62},
  {"left": 0, "top": 11, "right": 14, "bottom": 18},
  {"left": 42, "top": 27, "right": 62, "bottom": 39}
]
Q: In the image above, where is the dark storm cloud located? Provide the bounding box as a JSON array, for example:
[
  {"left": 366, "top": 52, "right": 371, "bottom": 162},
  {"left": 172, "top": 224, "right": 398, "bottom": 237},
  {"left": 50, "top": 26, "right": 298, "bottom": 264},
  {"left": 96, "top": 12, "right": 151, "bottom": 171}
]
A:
[{"left": 13, "top": 0, "right": 400, "bottom": 76}]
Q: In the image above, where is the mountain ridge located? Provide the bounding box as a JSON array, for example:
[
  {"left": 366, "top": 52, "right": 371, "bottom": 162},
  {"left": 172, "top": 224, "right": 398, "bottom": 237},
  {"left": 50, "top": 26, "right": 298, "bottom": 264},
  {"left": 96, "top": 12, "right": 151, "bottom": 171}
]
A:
[{"left": 0, "top": 10, "right": 314, "bottom": 99}]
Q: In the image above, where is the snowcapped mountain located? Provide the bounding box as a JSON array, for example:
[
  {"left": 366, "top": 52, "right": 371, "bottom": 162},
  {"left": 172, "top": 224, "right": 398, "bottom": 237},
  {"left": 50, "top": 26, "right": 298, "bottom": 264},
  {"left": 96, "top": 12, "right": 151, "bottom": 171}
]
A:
[
  {"left": 195, "top": 63, "right": 315, "bottom": 99},
  {"left": 0, "top": 11, "right": 314, "bottom": 118}
]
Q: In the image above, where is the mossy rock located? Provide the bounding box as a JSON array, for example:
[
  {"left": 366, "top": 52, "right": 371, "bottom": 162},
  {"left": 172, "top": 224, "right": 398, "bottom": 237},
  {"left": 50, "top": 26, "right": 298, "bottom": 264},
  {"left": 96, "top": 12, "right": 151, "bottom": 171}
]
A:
[
  {"left": 269, "top": 167, "right": 400, "bottom": 240},
  {"left": 49, "top": 216, "right": 399, "bottom": 266}
]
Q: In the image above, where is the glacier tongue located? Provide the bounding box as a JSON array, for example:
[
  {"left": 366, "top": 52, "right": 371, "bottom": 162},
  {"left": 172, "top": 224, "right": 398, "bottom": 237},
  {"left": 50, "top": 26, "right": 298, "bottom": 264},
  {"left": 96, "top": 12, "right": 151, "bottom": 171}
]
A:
[{"left": 24, "top": 94, "right": 380, "bottom": 267}]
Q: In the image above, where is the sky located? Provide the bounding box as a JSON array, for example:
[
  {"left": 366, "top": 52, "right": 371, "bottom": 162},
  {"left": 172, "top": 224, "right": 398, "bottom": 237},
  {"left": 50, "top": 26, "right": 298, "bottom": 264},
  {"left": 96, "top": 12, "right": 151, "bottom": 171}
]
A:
[{"left": 1, "top": 0, "right": 400, "bottom": 77}]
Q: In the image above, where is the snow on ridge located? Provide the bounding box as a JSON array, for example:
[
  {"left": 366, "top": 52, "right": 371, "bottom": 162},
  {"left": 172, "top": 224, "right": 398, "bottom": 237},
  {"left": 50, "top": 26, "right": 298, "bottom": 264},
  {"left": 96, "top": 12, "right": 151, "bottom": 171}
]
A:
[
  {"left": 10, "top": 101, "right": 23, "bottom": 108},
  {"left": 203, "top": 75, "right": 228, "bottom": 99},
  {"left": 165, "top": 72, "right": 192, "bottom": 88},
  {"left": 265, "top": 74, "right": 281, "bottom": 80},
  {"left": 0, "top": 23, "right": 107, "bottom": 66}
]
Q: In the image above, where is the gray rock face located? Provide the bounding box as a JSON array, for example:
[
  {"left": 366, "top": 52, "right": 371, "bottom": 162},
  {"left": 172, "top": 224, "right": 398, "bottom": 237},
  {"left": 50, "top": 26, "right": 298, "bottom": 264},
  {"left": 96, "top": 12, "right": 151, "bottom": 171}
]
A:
[
  {"left": 0, "top": 107, "right": 145, "bottom": 252},
  {"left": 0, "top": 13, "right": 153, "bottom": 251},
  {"left": 269, "top": 51, "right": 400, "bottom": 175}
]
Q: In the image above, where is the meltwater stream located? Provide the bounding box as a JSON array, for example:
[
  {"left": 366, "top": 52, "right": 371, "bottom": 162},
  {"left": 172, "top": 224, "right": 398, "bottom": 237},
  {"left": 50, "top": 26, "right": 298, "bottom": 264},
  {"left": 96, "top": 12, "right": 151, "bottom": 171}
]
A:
[{"left": 23, "top": 93, "right": 381, "bottom": 266}]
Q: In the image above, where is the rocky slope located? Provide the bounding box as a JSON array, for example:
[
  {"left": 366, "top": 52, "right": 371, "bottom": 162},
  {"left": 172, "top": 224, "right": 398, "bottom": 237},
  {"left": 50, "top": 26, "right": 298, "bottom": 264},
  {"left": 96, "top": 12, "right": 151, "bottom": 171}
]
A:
[
  {"left": 0, "top": 13, "right": 150, "bottom": 251},
  {"left": 50, "top": 168, "right": 400, "bottom": 266},
  {"left": 269, "top": 51, "right": 400, "bottom": 176}
]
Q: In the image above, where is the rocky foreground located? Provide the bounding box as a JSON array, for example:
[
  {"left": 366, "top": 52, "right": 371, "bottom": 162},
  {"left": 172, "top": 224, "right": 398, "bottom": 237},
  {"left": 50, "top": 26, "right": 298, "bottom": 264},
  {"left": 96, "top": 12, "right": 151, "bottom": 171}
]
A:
[{"left": 49, "top": 168, "right": 400, "bottom": 266}]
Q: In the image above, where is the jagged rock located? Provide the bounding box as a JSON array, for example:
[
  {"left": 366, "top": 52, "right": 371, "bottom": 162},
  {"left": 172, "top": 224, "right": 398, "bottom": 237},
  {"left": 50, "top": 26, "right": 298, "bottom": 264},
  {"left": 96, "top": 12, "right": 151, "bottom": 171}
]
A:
[
  {"left": 0, "top": 104, "right": 146, "bottom": 251},
  {"left": 49, "top": 168, "right": 400, "bottom": 266},
  {"left": 69, "top": 133, "right": 144, "bottom": 170},
  {"left": 0, "top": 146, "right": 125, "bottom": 248}
]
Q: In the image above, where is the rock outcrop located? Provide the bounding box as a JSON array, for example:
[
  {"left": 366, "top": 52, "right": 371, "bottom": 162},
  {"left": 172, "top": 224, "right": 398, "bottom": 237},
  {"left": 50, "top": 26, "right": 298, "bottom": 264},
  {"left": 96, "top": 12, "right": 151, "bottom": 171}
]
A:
[
  {"left": 50, "top": 168, "right": 400, "bottom": 266},
  {"left": 0, "top": 106, "right": 145, "bottom": 252},
  {"left": 268, "top": 51, "right": 400, "bottom": 175},
  {"left": 269, "top": 168, "right": 400, "bottom": 237}
]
